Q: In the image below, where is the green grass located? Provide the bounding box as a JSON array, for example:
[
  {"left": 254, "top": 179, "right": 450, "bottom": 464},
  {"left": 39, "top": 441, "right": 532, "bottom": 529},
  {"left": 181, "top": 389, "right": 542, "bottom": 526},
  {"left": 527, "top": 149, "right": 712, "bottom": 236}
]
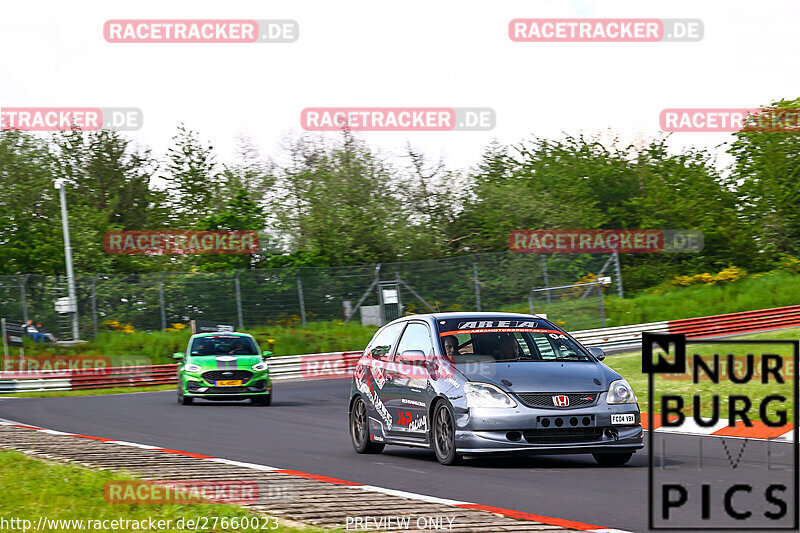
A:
[
  {"left": 4, "top": 385, "right": 175, "bottom": 398},
  {"left": 605, "top": 327, "right": 799, "bottom": 422},
  {"left": 16, "top": 320, "right": 378, "bottom": 366},
  {"left": 0, "top": 450, "right": 321, "bottom": 532},
  {"left": 604, "top": 270, "right": 800, "bottom": 326}
]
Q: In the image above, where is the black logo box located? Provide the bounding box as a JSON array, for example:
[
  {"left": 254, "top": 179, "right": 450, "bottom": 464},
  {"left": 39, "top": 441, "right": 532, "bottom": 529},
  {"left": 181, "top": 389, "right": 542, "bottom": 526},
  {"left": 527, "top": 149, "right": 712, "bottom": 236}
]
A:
[{"left": 643, "top": 334, "right": 799, "bottom": 531}]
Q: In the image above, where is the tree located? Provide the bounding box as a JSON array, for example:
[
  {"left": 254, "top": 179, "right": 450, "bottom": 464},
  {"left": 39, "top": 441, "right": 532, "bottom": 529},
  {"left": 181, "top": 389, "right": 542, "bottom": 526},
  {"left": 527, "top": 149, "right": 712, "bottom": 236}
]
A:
[{"left": 727, "top": 98, "right": 800, "bottom": 260}]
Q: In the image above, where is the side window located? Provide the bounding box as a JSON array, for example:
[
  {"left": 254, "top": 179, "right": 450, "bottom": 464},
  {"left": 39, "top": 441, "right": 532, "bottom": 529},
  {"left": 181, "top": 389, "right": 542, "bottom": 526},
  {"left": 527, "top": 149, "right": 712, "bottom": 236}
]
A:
[
  {"left": 367, "top": 322, "right": 404, "bottom": 359},
  {"left": 395, "top": 323, "right": 434, "bottom": 358},
  {"left": 513, "top": 332, "right": 531, "bottom": 357},
  {"left": 532, "top": 333, "right": 556, "bottom": 359}
]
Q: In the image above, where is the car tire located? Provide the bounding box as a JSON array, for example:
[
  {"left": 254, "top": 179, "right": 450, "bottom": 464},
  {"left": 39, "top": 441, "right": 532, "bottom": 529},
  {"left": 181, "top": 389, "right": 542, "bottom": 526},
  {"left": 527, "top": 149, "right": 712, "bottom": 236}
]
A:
[
  {"left": 178, "top": 393, "right": 193, "bottom": 405},
  {"left": 350, "top": 397, "right": 384, "bottom": 454},
  {"left": 177, "top": 384, "right": 193, "bottom": 405},
  {"left": 592, "top": 452, "right": 633, "bottom": 466},
  {"left": 432, "top": 402, "right": 462, "bottom": 465},
  {"left": 252, "top": 394, "right": 272, "bottom": 406}
]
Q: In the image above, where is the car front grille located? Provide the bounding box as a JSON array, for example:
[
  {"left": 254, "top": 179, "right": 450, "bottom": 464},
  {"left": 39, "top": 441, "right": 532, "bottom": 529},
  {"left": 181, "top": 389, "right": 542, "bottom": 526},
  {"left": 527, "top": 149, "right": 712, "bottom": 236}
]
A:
[
  {"left": 523, "top": 427, "right": 604, "bottom": 444},
  {"left": 201, "top": 370, "right": 253, "bottom": 383},
  {"left": 202, "top": 386, "right": 251, "bottom": 394},
  {"left": 517, "top": 392, "right": 599, "bottom": 409}
]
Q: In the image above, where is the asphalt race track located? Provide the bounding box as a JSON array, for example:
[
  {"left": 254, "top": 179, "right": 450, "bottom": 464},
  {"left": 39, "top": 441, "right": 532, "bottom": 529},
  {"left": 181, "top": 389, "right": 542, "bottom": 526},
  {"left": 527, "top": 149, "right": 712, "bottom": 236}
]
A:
[{"left": 0, "top": 379, "right": 793, "bottom": 532}]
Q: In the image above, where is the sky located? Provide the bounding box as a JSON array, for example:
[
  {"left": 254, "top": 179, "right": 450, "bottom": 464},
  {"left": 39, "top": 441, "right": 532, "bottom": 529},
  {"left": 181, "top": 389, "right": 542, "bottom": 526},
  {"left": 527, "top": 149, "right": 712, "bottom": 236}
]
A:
[{"left": 1, "top": 1, "right": 797, "bottom": 172}]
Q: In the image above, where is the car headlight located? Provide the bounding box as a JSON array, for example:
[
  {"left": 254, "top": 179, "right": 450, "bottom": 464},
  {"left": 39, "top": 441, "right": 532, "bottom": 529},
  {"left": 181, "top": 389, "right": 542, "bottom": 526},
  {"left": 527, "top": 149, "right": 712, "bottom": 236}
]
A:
[
  {"left": 183, "top": 363, "right": 202, "bottom": 373},
  {"left": 464, "top": 382, "right": 517, "bottom": 408},
  {"left": 252, "top": 362, "right": 269, "bottom": 372},
  {"left": 606, "top": 379, "right": 637, "bottom": 404}
]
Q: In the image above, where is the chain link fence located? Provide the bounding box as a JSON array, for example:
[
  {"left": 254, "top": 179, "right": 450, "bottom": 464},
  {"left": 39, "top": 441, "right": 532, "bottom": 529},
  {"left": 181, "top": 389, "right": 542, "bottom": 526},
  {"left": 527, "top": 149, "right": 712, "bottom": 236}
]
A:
[{"left": 0, "top": 252, "right": 622, "bottom": 340}]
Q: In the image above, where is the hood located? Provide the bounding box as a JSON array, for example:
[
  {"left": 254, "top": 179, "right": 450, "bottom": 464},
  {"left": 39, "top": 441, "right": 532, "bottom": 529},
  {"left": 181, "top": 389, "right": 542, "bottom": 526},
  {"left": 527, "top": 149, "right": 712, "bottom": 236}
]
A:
[
  {"left": 187, "top": 355, "right": 263, "bottom": 370},
  {"left": 455, "top": 361, "right": 619, "bottom": 393}
]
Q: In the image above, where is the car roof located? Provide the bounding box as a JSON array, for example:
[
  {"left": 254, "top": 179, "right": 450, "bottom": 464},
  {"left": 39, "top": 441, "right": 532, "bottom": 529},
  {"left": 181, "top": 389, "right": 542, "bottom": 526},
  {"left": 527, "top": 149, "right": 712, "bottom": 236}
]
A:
[
  {"left": 390, "top": 312, "right": 554, "bottom": 325},
  {"left": 191, "top": 332, "right": 254, "bottom": 338}
]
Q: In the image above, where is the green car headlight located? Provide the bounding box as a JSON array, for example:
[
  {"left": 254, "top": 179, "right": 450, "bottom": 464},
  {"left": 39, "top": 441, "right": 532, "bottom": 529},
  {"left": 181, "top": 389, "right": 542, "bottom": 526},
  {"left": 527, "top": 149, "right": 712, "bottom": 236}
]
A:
[
  {"left": 252, "top": 362, "right": 269, "bottom": 372},
  {"left": 184, "top": 363, "right": 202, "bottom": 373}
]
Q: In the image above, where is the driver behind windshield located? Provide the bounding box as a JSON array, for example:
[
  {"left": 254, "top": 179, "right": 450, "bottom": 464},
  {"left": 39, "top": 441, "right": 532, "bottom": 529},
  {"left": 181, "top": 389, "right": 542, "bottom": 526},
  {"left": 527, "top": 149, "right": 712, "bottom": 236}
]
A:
[
  {"left": 193, "top": 340, "right": 212, "bottom": 356},
  {"left": 442, "top": 335, "right": 460, "bottom": 358},
  {"left": 495, "top": 335, "right": 521, "bottom": 361},
  {"left": 228, "top": 340, "right": 248, "bottom": 355}
]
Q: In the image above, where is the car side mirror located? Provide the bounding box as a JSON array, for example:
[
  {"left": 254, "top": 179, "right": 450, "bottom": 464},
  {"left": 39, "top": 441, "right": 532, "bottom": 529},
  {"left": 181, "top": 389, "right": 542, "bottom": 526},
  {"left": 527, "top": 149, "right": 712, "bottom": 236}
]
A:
[
  {"left": 399, "top": 350, "right": 427, "bottom": 364},
  {"left": 262, "top": 350, "right": 273, "bottom": 360},
  {"left": 588, "top": 347, "right": 605, "bottom": 361},
  {"left": 172, "top": 352, "right": 184, "bottom": 360}
]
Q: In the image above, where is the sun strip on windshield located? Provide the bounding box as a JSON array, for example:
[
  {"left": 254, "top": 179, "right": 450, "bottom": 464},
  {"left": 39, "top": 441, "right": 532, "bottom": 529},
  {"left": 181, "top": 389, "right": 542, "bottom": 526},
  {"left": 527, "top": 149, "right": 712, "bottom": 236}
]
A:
[{"left": 438, "top": 328, "right": 565, "bottom": 336}]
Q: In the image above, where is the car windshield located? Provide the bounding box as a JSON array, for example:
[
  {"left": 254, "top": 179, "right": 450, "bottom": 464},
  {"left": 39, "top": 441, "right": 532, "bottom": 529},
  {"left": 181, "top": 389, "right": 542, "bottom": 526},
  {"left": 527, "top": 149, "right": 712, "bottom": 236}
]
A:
[
  {"left": 437, "top": 318, "right": 592, "bottom": 362},
  {"left": 189, "top": 335, "right": 258, "bottom": 356}
]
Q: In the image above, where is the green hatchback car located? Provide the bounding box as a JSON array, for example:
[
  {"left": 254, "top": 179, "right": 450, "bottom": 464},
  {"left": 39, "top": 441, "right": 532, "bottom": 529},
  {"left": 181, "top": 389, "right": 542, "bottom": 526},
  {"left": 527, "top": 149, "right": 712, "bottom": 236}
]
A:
[{"left": 174, "top": 332, "right": 272, "bottom": 406}]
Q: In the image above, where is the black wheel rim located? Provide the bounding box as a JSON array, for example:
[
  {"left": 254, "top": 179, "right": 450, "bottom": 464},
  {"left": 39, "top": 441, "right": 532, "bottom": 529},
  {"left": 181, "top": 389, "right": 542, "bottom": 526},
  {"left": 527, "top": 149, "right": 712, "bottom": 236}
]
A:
[
  {"left": 351, "top": 400, "right": 368, "bottom": 446},
  {"left": 435, "top": 406, "right": 453, "bottom": 457}
]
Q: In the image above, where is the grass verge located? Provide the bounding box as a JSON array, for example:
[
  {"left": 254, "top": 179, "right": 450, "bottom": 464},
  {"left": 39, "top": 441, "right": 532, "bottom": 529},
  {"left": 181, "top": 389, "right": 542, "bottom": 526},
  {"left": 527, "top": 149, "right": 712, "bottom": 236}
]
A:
[
  {"left": 4, "top": 384, "right": 175, "bottom": 398},
  {"left": 0, "top": 450, "right": 321, "bottom": 532},
  {"left": 605, "top": 327, "right": 799, "bottom": 423}
]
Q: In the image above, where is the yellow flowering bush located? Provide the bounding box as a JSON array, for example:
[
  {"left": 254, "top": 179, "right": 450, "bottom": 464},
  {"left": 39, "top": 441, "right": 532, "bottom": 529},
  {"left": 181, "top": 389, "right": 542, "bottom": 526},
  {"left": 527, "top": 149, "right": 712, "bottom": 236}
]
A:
[
  {"left": 166, "top": 323, "right": 187, "bottom": 332},
  {"left": 649, "top": 266, "right": 748, "bottom": 294},
  {"left": 102, "top": 320, "right": 135, "bottom": 334},
  {"left": 779, "top": 256, "right": 800, "bottom": 274}
]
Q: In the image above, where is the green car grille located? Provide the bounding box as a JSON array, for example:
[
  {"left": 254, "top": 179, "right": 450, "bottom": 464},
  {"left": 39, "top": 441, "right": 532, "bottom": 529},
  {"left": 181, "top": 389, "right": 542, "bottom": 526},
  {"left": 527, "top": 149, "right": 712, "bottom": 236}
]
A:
[{"left": 201, "top": 370, "right": 254, "bottom": 382}]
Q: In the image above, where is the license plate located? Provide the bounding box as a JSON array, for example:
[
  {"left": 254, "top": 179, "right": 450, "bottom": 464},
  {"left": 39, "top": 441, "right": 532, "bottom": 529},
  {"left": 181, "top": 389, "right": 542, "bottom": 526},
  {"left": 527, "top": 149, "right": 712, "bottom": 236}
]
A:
[
  {"left": 215, "top": 380, "right": 243, "bottom": 386},
  {"left": 611, "top": 414, "right": 636, "bottom": 425}
]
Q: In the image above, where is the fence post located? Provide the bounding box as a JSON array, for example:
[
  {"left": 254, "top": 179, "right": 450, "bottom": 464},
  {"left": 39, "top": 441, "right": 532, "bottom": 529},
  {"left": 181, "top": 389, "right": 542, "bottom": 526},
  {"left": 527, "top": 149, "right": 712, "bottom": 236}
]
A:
[
  {"left": 297, "top": 276, "right": 307, "bottom": 326},
  {"left": 91, "top": 274, "right": 99, "bottom": 338},
  {"left": 612, "top": 250, "right": 624, "bottom": 299},
  {"left": 235, "top": 270, "right": 244, "bottom": 330},
  {"left": 20, "top": 274, "right": 29, "bottom": 323},
  {"left": 1, "top": 318, "right": 8, "bottom": 371},
  {"left": 472, "top": 259, "right": 481, "bottom": 312},
  {"left": 159, "top": 272, "right": 167, "bottom": 330},
  {"left": 541, "top": 255, "right": 551, "bottom": 304},
  {"left": 598, "top": 282, "right": 607, "bottom": 328}
]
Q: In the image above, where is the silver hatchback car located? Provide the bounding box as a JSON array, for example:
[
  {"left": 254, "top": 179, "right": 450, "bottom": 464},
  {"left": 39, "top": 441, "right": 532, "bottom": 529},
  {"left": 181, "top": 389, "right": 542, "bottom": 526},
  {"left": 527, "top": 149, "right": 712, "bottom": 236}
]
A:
[{"left": 348, "top": 312, "right": 643, "bottom": 465}]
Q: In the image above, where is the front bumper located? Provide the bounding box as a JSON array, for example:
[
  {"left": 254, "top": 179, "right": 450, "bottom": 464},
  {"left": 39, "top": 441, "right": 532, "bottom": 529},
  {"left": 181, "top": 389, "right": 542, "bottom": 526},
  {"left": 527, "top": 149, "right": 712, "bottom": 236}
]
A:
[
  {"left": 454, "top": 401, "right": 643, "bottom": 453},
  {"left": 181, "top": 373, "right": 271, "bottom": 397}
]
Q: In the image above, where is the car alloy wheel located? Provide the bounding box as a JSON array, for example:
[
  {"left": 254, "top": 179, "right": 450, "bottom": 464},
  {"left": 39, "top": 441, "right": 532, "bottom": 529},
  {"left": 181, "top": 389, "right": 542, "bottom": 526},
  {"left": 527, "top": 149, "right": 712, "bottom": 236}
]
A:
[
  {"left": 433, "top": 402, "right": 461, "bottom": 465},
  {"left": 350, "top": 397, "right": 384, "bottom": 454}
]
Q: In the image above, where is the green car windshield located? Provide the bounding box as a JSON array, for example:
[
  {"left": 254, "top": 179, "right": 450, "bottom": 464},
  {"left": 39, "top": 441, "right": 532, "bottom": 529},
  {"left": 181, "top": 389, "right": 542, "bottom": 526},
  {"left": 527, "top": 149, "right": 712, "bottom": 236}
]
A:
[{"left": 190, "top": 335, "right": 258, "bottom": 356}]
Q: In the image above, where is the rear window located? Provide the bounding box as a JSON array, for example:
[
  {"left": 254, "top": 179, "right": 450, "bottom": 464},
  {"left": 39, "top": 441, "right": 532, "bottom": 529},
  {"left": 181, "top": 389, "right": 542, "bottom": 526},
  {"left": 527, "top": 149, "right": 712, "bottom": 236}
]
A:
[
  {"left": 436, "top": 318, "right": 591, "bottom": 362},
  {"left": 190, "top": 335, "right": 258, "bottom": 356}
]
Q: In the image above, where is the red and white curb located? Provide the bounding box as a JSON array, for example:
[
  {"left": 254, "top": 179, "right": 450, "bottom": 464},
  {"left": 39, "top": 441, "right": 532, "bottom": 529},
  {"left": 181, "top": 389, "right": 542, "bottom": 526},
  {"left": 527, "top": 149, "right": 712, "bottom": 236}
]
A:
[
  {"left": 640, "top": 413, "right": 796, "bottom": 442},
  {"left": 0, "top": 419, "right": 628, "bottom": 533}
]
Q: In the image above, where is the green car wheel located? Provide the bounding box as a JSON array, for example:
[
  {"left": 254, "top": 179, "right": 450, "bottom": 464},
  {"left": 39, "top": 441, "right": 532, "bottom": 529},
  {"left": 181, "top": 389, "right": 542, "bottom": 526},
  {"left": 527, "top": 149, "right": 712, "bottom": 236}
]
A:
[{"left": 252, "top": 393, "right": 272, "bottom": 406}]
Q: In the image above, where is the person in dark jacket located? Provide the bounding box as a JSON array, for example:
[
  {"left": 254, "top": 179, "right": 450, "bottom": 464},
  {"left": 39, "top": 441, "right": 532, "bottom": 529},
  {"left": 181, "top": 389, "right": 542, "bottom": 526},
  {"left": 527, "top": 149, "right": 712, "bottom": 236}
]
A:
[{"left": 25, "top": 320, "right": 44, "bottom": 343}]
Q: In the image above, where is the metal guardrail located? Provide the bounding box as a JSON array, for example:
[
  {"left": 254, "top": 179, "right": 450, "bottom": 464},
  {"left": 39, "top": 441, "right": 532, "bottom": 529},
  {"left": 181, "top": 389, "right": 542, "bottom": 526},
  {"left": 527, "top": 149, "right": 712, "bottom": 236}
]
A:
[
  {"left": 570, "top": 320, "right": 670, "bottom": 350},
  {"left": 668, "top": 305, "right": 800, "bottom": 338},
  {"left": 2, "top": 306, "right": 799, "bottom": 392},
  {"left": 0, "top": 353, "right": 363, "bottom": 392}
]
